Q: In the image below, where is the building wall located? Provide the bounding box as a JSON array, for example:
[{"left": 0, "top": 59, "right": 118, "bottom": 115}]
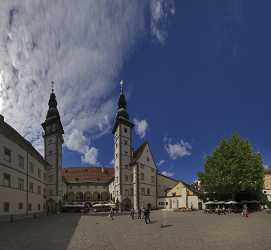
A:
[
  {"left": 114, "top": 123, "right": 133, "bottom": 204},
  {"left": 136, "top": 144, "right": 157, "bottom": 209},
  {"left": 0, "top": 134, "right": 46, "bottom": 216},
  {"left": 64, "top": 182, "right": 110, "bottom": 201},
  {"left": 157, "top": 174, "right": 178, "bottom": 197},
  {"left": 157, "top": 182, "right": 199, "bottom": 210},
  {"left": 44, "top": 131, "right": 63, "bottom": 203},
  {"left": 263, "top": 173, "right": 271, "bottom": 201}
]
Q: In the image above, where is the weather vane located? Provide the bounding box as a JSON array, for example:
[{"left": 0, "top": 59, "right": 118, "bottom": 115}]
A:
[
  {"left": 51, "top": 81, "right": 54, "bottom": 93},
  {"left": 120, "top": 80, "right": 124, "bottom": 93}
]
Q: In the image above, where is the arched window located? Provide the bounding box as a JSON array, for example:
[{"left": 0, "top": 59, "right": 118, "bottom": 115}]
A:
[
  {"left": 93, "top": 192, "right": 99, "bottom": 201},
  {"left": 84, "top": 192, "right": 91, "bottom": 201},
  {"left": 76, "top": 192, "right": 83, "bottom": 201},
  {"left": 125, "top": 189, "right": 129, "bottom": 197}
]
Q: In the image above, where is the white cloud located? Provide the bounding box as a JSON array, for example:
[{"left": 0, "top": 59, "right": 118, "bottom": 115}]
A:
[
  {"left": 82, "top": 147, "right": 98, "bottom": 165},
  {"left": 133, "top": 118, "right": 148, "bottom": 138},
  {"left": 263, "top": 164, "right": 269, "bottom": 169},
  {"left": 161, "top": 171, "right": 174, "bottom": 178},
  {"left": 65, "top": 129, "right": 98, "bottom": 165},
  {"left": 158, "top": 160, "right": 165, "bottom": 166},
  {"left": 110, "top": 159, "right": 115, "bottom": 165},
  {"left": 165, "top": 138, "right": 192, "bottom": 160},
  {"left": 0, "top": 1, "right": 175, "bottom": 162},
  {"left": 150, "top": 0, "right": 175, "bottom": 44}
]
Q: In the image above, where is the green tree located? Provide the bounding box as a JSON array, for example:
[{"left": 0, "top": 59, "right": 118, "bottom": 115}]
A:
[{"left": 198, "top": 134, "right": 264, "bottom": 200}]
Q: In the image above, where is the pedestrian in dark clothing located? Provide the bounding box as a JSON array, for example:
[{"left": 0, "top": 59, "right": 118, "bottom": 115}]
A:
[
  {"left": 130, "top": 208, "right": 135, "bottom": 220},
  {"left": 144, "top": 208, "right": 151, "bottom": 224},
  {"left": 138, "top": 208, "right": 142, "bottom": 219}
]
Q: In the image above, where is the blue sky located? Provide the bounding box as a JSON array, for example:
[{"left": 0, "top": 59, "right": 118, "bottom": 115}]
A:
[
  {"left": 1, "top": 1, "right": 271, "bottom": 184},
  {"left": 63, "top": 1, "right": 271, "bottom": 183}
]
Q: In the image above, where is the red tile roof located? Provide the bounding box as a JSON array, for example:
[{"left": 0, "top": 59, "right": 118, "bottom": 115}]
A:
[
  {"left": 264, "top": 169, "right": 271, "bottom": 175},
  {"left": 62, "top": 167, "right": 114, "bottom": 183}
]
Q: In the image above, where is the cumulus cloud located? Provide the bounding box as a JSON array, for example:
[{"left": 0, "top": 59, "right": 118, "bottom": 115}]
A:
[
  {"left": 161, "top": 171, "right": 174, "bottom": 178},
  {"left": 164, "top": 138, "right": 192, "bottom": 160},
  {"left": 150, "top": 0, "right": 175, "bottom": 44},
  {"left": 65, "top": 129, "right": 98, "bottom": 165},
  {"left": 0, "top": 1, "right": 175, "bottom": 163},
  {"left": 133, "top": 118, "right": 148, "bottom": 138},
  {"left": 158, "top": 159, "right": 165, "bottom": 166}
]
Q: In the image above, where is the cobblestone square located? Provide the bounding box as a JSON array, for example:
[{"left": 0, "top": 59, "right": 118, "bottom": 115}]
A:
[{"left": 1, "top": 210, "right": 271, "bottom": 250}]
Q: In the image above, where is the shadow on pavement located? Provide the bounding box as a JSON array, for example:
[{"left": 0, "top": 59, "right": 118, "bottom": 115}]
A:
[{"left": 0, "top": 213, "right": 81, "bottom": 250}]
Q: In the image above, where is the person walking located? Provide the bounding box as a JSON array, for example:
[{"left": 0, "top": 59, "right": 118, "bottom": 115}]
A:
[
  {"left": 137, "top": 208, "right": 142, "bottom": 219},
  {"left": 144, "top": 208, "right": 151, "bottom": 224},
  {"left": 109, "top": 207, "right": 114, "bottom": 220},
  {"left": 130, "top": 208, "right": 135, "bottom": 220},
  {"left": 242, "top": 204, "right": 248, "bottom": 217}
]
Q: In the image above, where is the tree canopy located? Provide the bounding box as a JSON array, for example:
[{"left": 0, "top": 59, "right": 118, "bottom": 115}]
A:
[{"left": 198, "top": 134, "right": 264, "bottom": 201}]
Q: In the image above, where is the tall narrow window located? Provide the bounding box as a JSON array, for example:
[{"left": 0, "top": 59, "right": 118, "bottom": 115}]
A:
[
  {"left": 4, "top": 147, "right": 11, "bottom": 162},
  {"left": 3, "top": 173, "right": 11, "bottom": 187},
  {"left": 38, "top": 169, "right": 41, "bottom": 178},
  {"left": 29, "top": 182, "right": 34, "bottom": 193},
  {"left": 18, "top": 202, "right": 23, "bottom": 210},
  {"left": 3, "top": 202, "right": 9, "bottom": 212},
  {"left": 18, "top": 178, "right": 24, "bottom": 191},
  {"left": 18, "top": 155, "right": 24, "bottom": 169},
  {"left": 30, "top": 162, "right": 34, "bottom": 174}
]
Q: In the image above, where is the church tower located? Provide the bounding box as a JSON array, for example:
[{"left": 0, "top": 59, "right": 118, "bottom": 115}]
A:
[
  {"left": 42, "top": 82, "right": 64, "bottom": 210},
  {"left": 112, "top": 81, "right": 134, "bottom": 208}
]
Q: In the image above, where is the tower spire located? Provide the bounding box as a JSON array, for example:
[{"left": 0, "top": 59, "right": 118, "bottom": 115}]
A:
[
  {"left": 112, "top": 79, "right": 134, "bottom": 134},
  {"left": 120, "top": 80, "right": 124, "bottom": 94},
  {"left": 51, "top": 81, "right": 54, "bottom": 93}
]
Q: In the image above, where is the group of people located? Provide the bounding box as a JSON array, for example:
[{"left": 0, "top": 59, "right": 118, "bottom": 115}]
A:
[
  {"left": 129, "top": 208, "right": 151, "bottom": 224},
  {"left": 108, "top": 207, "right": 151, "bottom": 224}
]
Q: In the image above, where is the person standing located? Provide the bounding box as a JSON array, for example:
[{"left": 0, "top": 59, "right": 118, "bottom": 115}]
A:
[
  {"left": 138, "top": 208, "right": 142, "bottom": 219},
  {"left": 144, "top": 208, "right": 151, "bottom": 224},
  {"left": 109, "top": 207, "right": 114, "bottom": 220},
  {"left": 130, "top": 208, "right": 135, "bottom": 220}
]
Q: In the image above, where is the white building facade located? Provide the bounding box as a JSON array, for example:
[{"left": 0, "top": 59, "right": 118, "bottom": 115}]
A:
[{"left": 0, "top": 115, "right": 47, "bottom": 216}]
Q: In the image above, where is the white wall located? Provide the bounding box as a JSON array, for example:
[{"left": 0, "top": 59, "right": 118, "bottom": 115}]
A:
[{"left": 0, "top": 134, "right": 46, "bottom": 216}]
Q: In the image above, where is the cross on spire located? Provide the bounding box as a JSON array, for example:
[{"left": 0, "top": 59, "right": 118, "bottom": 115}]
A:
[
  {"left": 120, "top": 80, "right": 124, "bottom": 94},
  {"left": 51, "top": 81, "right": 54, "bottom": 93}
]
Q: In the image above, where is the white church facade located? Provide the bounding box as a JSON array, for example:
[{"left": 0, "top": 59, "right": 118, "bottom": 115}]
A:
[{"left": 0, "top": 83, "right": 200, "bottom": 217}]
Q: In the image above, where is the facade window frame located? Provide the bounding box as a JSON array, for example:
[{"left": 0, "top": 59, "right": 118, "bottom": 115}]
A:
[
  {"left": 4, "top": 147, "right": 12, "bottom": 162},
  {"left": 3, "top": 173, "right": 11, "bottom": 187}
]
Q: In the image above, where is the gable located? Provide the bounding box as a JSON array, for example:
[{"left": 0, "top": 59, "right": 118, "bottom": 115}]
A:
[
  {"left": 136, "top": 143, "right": 156, "bottom": 169},
  {"left": 166, "top": 182, "right": 186, "bottom": 196}
]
